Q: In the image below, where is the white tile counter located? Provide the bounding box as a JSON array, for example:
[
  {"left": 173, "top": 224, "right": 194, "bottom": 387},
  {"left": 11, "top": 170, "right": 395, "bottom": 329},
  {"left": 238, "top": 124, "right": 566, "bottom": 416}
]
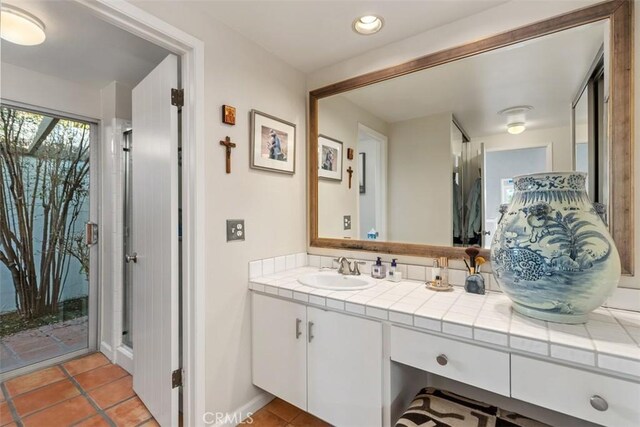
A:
[{"left": 249, "top": 265, "right": 640, "bottom": 380}]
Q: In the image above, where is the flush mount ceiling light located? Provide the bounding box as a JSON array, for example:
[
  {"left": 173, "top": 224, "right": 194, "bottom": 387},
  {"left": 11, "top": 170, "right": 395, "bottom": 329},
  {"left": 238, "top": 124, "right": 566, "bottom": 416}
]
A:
[
  {"left": 498, "top": 106, "right": 533, "bottom": 135},
  {"left": 353, "top": 15, "right": 383, "bottom": 35},
  {"left": 1, "top": 4, "right": 46, "bottom": 46},
  {"left": 507, "top": 122, "right": 526, "bottom": 135}
]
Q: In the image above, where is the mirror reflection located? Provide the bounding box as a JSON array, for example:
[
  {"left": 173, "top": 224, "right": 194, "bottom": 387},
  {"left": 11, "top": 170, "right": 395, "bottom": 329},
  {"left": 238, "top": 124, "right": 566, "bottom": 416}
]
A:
[{"left": 317, "top": 20, "right": 609, "bottom": 249}]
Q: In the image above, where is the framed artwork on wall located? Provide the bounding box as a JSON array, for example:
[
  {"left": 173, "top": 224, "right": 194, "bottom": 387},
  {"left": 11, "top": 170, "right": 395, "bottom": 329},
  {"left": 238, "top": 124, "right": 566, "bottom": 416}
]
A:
[
  {"left": 250, "top": 110, "right": 296, "bottom": 174},
  {"left": 222, "top": 105, "right": 236, "bottom": 125},
  {"left": 318, "top": 135, "right": 343, "bottom": 181},
  {"left": 359, "top": 152, "right": 366, "bottom": 193}
]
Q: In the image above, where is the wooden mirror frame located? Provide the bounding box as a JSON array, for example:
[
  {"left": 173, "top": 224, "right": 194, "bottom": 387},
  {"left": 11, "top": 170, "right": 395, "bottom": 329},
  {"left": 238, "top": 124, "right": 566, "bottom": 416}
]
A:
[{"left": 309, "top": 0, "right": 634, "bottom": 275}]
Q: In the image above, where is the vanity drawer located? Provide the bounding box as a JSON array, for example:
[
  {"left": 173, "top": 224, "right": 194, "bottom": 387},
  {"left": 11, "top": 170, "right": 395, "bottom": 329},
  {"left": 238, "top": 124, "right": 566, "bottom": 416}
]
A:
[
  {"left": 512, "top": 355, "right": 640, "bottom": 427},
  {"left": 390, "top": 326, "right": 510, "bottom": 396}
]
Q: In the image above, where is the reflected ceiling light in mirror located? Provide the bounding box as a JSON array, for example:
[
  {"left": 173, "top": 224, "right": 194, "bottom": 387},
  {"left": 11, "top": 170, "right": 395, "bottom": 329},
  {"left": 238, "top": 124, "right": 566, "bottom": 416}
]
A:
[
  {"left": 498, "top": 106, "right": 533, "bottom": 135},
  {"left": 507, "top": 122, "right": 526, "bottom": 135},
  {"left": 353, "top": 15, "right": 383, "bottom": 35},
  {"left": 0, "top": 4, "right": 46, "bottom": 46}
]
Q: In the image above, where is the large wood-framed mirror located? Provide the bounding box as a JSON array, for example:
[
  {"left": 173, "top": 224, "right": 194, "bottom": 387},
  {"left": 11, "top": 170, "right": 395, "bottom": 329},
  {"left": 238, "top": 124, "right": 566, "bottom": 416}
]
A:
[{"left": 309, "top": 0, "right": 633, "bottom": 275}]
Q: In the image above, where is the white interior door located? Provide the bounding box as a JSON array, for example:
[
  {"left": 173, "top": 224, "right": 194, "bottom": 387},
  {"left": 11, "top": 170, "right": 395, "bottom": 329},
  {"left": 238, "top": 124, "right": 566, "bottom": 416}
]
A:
[{"left": 131, "top": 54, "right": 179, "bottom": 427}]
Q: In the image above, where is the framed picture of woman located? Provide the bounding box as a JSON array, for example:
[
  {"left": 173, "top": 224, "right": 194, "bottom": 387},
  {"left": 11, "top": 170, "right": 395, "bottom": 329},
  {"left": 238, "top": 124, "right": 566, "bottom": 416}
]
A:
[
  {"left": 250, "top": 110, "right": 296, "bottom": 174},
  {"left": 318, "top": 135, "right": 343, "bottom": 181}
]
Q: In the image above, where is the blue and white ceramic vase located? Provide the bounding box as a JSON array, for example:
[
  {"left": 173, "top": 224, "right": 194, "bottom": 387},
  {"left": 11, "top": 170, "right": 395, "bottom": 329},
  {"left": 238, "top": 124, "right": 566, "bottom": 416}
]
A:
[{"left": 490, "top": 172, "right": 620, "bottom": 324}]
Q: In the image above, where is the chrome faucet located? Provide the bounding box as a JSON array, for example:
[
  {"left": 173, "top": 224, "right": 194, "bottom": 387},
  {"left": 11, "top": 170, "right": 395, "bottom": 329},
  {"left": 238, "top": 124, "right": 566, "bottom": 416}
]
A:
[{"left": 334, "top": 257, "right": 365, "bottom": 276}]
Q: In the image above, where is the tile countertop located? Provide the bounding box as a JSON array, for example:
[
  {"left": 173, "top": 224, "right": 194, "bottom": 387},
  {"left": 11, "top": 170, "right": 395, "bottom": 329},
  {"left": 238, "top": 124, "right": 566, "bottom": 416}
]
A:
[{"left": 249, "top": 266, "right": 640, "bottom": 381}]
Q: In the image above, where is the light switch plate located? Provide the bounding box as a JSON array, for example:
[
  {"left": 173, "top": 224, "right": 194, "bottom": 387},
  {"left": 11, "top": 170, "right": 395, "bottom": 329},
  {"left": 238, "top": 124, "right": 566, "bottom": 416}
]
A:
[
  {"left": 343, "top": 215, "right": 351, "bottom": 230},
  {"left": 226, "top": 219, "right": 245, "bottom": 241}
]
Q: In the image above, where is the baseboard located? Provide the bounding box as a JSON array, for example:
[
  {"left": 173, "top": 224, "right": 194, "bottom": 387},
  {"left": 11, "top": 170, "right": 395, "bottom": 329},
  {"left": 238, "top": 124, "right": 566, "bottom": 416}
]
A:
[
  {"left": 99, "top": 341, "right": 114, "bottom": 362},
  {"left": 115, "top": 345, "right": 134, "bottom": 374},
  {"left": 210, "top": 391, "right": 274, "bottom": 427}
]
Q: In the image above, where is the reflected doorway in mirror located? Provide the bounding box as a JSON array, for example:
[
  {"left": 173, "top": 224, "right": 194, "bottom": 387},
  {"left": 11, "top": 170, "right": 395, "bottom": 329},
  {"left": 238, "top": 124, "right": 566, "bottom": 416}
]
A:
[{"left": 359, "top": 153, "right": 366, "bottom": 193}]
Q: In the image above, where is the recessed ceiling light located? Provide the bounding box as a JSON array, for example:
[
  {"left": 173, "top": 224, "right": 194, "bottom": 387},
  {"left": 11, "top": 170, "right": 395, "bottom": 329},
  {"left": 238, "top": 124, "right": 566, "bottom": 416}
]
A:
[
  {"left": 353, "top": 15, "right": 383, "bottom": 35},
  {"left": 1, "top": 4, "right": 46, "bottom": 46}
]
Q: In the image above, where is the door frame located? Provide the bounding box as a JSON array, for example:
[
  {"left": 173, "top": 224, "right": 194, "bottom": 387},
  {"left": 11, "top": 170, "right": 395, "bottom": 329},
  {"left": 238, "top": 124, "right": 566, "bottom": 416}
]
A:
[
  {"left": 75, "top": 1, "right": 206, "bottom": 425},
  {"left": 357, "top": 124, "right": 388, "bottom": 241},
  {"left": 481, "top": 143, "right": 552, "bottom": 248},
  {"left": 0, "top": 100, "right": 100, "bottom": 381}
]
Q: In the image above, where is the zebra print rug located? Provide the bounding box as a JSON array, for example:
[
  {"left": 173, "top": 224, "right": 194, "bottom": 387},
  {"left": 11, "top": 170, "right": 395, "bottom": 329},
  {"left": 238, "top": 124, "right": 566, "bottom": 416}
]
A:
[{"left": 395, "top": 388, "right": 549, "bottom": 427}]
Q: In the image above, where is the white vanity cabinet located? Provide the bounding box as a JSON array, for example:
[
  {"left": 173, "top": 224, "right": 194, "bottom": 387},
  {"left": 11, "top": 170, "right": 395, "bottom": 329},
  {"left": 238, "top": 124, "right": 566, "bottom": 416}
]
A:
[
  {"left": 251, "top": 280, "right": 640, "bottom": 426},
  {"left": 390, "top": 325, "right": 510, "bottom": 397},
  {"left": 307, "top": 306, "right": 382, "bottom": 427},
  {"left": 252, "top": 293, "right": 307, "bottom": 410},
  {"left": 252, "top": 293, "right": 383, "bottom": 426},
  {"left": 512, "top": 355, "right": 640, "bottom": 427}
]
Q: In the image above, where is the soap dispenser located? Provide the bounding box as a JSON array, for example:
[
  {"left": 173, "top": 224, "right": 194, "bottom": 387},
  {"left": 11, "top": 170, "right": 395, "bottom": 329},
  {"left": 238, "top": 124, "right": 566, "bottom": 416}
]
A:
[
  {"left": 371, "top": 257, "right": 387, "bottom": 279},
  {"left": 389, "top": 259, "right": 402, "bottom": 282}
]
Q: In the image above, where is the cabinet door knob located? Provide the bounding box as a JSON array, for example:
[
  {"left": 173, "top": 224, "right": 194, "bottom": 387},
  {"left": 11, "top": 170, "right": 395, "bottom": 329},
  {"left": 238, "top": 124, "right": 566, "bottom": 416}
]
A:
[
  {"left": 308, "top": 321, "right": 314, "bottom": 343},
  {"left": 590, "top": 395, "right": 608, "bottom": 412},
  {"left": 436, "top": 354, "right": 448, "bottom": 366},
  {"left": 125, "top": 252, "right": 138, "bottom": 263}
]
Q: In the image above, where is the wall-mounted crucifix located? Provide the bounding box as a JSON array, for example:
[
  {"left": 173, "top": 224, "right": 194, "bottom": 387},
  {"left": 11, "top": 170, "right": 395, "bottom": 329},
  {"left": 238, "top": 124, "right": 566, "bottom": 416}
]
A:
[
  {"left": 220, "top": 136, "right": 236, "bottom": 174},
  {"left": 346, "top": 166, "right": 353, "bottom": 189}
]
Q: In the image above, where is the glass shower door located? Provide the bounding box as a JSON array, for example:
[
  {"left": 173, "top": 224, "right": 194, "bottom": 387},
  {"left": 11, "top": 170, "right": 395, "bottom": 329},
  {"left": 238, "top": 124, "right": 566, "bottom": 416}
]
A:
[{"left": 0, "top": 104, "right": 97, "bottom": 375}]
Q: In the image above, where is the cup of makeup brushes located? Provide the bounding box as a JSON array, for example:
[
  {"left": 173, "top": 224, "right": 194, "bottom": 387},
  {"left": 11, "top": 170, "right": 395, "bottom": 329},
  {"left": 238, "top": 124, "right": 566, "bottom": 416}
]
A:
[{"left": 464, "top": 248, "right": 485, "bottom": 295}]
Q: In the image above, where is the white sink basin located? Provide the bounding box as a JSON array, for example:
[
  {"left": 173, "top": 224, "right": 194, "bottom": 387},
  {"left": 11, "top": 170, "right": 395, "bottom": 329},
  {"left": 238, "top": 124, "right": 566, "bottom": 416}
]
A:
[{"left": 298, "top": 271, "right": 376, "bottom": 291}]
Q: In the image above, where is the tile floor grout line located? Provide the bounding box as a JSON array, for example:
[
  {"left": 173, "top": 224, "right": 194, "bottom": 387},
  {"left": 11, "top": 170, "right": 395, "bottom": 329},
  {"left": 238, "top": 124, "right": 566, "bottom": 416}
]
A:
[
  {"left": 60, "top": 364, "right": 117, "bottom": 427},
  {"left": 1, "top": 358, "right": 108, "bottom": 399},
  {"left": 133, "top": 414, "right": 155, "bottom": 427},
  {"left": 1, "top": 382, "right": 24, "bottom": 427}
]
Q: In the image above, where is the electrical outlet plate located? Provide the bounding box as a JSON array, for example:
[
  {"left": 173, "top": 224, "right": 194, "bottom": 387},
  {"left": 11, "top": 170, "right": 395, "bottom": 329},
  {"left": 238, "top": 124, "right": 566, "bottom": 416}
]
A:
[
  {"left": 343, "top": 215, "right": 351, "bottom": 230},
  {"left": 226, "top": 219, "right": 245, "bottom": 241}
]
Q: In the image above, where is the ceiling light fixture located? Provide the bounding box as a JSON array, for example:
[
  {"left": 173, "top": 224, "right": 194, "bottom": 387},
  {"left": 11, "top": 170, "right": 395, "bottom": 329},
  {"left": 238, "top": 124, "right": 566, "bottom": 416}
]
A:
[
  {"left": 1, "top": 4, "right": 46, "bottom": 46},
  {"left": 498, "top": 106, "right": 533, "bottom": 135},
  {"left": 507, "top": 122, "right": 526, "bottom": 135},
  {"left": 353, "top": 15, "right": 383, "bottom": 35}
]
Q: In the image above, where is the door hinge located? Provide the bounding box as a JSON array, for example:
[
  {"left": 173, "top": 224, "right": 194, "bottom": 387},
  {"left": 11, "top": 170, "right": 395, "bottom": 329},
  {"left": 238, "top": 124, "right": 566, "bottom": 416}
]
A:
[
  {"left": 171, "top": 88, "right": 184, "bottom": 108},
  {"left": 172, "top": 368, "right": 183, "bottom": 388}
]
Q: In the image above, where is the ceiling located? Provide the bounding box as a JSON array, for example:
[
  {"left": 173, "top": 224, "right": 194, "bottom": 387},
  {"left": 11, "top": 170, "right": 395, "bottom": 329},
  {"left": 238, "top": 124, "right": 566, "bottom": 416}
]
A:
[
  {"left": 331, "top": 20, "right": 605, "bottom": 137},
  {"left": 1, "top": 0, "right": 171, "bottom": 89},
  {"left": 191, "top": 0, "right": 509, "bottom": 73}
]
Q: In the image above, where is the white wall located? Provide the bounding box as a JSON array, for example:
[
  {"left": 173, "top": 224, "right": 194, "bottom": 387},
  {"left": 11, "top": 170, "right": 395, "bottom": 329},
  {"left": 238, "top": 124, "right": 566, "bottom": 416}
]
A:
[
  {"left": 307, "top": 0, "right": 640, "bottom": 295},
  {"left": 307, "top": 1, "right": 601, "bottom": 90},
  {"left": 1, "top": 62, "right": 101, "bottom": 119},
  {"left": 318, "top": 96, "right": 389, "bottom": 239},
  {"left": 130, "top": 0, "right": 308, "bottom": 418},
  {"left": 388, "top": 112, "right": 453, "bottom": 245}
]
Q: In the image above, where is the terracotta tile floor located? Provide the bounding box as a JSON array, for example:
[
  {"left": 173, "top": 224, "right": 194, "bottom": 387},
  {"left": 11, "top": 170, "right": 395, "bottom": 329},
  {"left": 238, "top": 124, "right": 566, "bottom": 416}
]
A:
[
  {"left": 1, "top": 317, "right": 88, "bottom": 374},
  {"left": 0, "top": 352, "right": 157, "bottom": 426},
  {"left": 240, "top": 398, "right": 332, "bottom": 427}
]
